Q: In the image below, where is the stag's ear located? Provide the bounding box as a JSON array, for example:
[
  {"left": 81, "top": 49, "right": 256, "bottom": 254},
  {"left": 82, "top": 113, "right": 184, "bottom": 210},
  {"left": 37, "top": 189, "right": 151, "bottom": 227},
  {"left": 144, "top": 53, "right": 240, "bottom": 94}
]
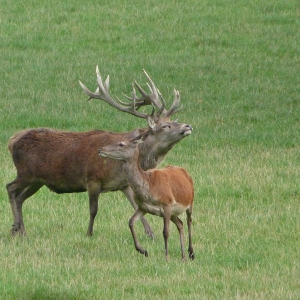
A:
[{"left": 147, "top": 115, "right": 157, "bottom": 130}]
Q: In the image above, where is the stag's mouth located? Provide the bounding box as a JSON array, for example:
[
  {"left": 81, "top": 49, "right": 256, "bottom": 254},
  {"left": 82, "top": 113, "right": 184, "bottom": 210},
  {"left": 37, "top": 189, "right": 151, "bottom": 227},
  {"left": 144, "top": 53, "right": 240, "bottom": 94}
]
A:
[
  {"left": 182, "top": 125, "right": 193, "bottom": 136},
  {"left": 183, "top": 130, "right": 192, "bottom": 136}
]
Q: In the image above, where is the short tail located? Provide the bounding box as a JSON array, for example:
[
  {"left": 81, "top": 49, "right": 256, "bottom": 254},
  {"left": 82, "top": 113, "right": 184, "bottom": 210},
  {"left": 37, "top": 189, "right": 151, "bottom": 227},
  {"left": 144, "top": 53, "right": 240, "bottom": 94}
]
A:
[{"left": 8, "top": 129, "right": 31, "bottom": 154}]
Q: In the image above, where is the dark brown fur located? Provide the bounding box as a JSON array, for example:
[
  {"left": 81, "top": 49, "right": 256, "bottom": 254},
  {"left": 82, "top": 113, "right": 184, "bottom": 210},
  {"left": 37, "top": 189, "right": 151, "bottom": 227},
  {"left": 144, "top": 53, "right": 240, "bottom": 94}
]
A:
[{"left": 7, "top": 119, "right": 192, "bottom": 236}]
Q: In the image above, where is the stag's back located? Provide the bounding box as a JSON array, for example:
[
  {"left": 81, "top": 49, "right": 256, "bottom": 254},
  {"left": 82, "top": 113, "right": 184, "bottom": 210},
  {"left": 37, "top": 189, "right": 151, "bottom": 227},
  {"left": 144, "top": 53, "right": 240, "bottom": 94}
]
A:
[{"left": 8, "top": 128, "right": 140, "bottom": 194}]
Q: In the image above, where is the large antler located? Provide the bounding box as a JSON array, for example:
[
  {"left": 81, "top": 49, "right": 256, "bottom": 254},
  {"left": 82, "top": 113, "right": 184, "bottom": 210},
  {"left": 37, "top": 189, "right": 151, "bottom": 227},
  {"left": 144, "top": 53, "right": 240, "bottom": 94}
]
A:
[
  {"left": 79, "top": 66, "right": 149, "bottom": 119},
  {"left": 79, "top": 66, "right": 182, "bottom": 119},
  {"left": 122, "top": 70, "right": 182, "bottom": 118}
]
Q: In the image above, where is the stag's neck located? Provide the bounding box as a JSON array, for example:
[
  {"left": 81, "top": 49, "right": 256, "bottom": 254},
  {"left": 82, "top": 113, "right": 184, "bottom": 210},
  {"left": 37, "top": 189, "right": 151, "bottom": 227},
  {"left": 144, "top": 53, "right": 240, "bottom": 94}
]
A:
[
  {"left": 123, "top": 152, "right": 151, "bottom": 199},
  {"left": 139, "top": 143, "right": 168, "bottom": 171}
]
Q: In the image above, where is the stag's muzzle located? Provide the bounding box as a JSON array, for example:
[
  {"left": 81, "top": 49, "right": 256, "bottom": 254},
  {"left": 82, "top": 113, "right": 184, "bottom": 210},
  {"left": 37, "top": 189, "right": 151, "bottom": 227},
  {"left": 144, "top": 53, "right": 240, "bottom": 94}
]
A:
[{"left": 182, "top": 124, "right": 193, "bottom": 136}]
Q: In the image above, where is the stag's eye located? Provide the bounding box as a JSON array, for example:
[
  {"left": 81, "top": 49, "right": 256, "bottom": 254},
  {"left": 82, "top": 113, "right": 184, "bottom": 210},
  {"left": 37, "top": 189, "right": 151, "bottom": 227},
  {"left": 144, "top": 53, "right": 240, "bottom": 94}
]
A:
[
  {"left": 118, "top": 142, "right": 125, "bottom": 147},
  {"left": 162, "top": 124, "right": 171, "bottom": 129}
]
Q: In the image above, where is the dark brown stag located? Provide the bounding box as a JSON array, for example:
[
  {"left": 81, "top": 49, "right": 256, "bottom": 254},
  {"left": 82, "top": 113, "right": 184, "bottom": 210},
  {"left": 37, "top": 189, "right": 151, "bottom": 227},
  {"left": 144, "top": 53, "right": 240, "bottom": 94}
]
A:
[{"left": 6, "top": 66, "right": 193, "bottom": 236}]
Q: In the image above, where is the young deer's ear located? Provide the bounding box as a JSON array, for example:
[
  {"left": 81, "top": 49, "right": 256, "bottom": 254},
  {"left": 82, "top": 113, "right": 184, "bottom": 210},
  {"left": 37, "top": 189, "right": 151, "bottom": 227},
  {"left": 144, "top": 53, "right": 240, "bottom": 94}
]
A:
[
  {"left": 133, "top": 138, "right": 144, "bottom": 145},
  {"left": 128, "top": 129, "right": 141, "bottom": 139},
  {"left": 131, "top": 130, "right": 150, "bottom": 145},
  {"left": 131, "top": 136, "right": 145, "bottom": 146}
]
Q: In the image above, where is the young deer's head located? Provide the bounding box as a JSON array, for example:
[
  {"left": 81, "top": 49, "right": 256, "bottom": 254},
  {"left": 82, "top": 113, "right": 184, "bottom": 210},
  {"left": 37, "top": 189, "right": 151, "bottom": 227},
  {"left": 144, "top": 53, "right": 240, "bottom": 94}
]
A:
[{"left": 98, "top": 133, "right": 148, "bottom": 162}]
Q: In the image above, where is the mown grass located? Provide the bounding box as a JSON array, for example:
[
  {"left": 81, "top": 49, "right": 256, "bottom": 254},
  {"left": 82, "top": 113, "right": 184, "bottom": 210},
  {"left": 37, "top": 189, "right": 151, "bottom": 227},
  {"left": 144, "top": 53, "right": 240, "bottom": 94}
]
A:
[{"left": 1, "top": 0, "right": 300, "bottom": 299}]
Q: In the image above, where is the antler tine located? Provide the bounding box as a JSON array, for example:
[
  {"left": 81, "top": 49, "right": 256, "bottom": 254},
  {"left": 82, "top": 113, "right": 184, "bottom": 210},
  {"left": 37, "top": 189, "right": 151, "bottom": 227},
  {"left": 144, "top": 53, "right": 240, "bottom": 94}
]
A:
[
  {"left": 142, "top": 70, "right": 165, "bottom": 110},
  {"left": 79, "top": 66, "right": 149, "bottom": 119},
  {"left": 79, "top": 80, "right": 100, "bottom": 100},
  {"left": 155, "top": 88, "right": 166, "bottom": 118},
  {"left": 120, "top": 83, "right": 152, "bottom": 109},
  {"left": 126, "top": 70, "right": 168, "bottom": 117},
  {"left": 114, "top": 70, "right": 166, "bottom": 115},
  {"left": 121, "top": 79, "right": 161, "bottom": 110},
  {"left": 133, "top": 80, "right": 161, "bottom": 110},
  {"left": 165, "top": 89, "right": 183, "bottom": 117}
]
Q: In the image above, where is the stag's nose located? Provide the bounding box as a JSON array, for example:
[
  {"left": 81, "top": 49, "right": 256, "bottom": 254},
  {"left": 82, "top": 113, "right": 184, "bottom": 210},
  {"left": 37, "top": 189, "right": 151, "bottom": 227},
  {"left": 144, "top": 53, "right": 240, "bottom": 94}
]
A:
[
  {"left": 186, "top": 124, "right": 193, "bottom": 131},
  {"left": 182, "top": 124, "right": 193, "bottom": 136}
]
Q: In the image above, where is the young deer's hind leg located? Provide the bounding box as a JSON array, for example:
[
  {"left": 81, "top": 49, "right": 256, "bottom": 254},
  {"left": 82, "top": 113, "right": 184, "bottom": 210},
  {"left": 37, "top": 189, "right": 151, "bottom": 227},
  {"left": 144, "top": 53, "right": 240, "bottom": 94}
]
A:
[
  {"left": 171, "top": 216, "right": 186, "bottom": 261},
  {"left": 186, "top": 207, "right": 194, "bottom": 260},
  {"left": 6, "top": 178, "right": 43, "bottom": 236},
  {"left": 162, "top": 207, "right": 172, "bottom": 261}
]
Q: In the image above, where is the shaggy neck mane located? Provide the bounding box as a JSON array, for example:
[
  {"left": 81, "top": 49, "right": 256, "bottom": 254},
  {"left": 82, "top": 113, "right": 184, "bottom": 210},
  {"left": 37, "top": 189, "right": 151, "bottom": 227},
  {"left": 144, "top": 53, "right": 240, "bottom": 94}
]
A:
[
  {"left": 138, "top": 142, "right": 167, "bottom": 171},
  {"left": 123, "top": 150, "right": 150, "bottom": 199}
]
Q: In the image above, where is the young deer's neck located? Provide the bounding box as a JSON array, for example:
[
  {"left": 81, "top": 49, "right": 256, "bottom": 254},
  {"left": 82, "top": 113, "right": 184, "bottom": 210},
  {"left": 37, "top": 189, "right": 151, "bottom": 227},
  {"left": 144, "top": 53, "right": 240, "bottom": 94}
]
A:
[{"left": 123, "top": 150, "right": 150, "bottom": 198}]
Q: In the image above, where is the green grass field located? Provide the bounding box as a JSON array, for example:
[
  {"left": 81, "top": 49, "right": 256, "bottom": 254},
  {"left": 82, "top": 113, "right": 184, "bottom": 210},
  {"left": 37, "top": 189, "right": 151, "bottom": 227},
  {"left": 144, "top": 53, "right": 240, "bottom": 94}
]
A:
[{"left": 1, "top": 0, "right": 299, "bottom": 299}]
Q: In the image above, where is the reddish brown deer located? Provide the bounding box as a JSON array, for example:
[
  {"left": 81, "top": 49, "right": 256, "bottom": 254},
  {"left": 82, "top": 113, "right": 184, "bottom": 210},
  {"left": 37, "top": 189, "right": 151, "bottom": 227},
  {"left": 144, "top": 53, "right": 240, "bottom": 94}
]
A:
[
  {"left": 6, "top": 66, "right": 193, "bottom": 237},
  {"left": 98, "top": 132, "right": 194, "bottom": 261}
]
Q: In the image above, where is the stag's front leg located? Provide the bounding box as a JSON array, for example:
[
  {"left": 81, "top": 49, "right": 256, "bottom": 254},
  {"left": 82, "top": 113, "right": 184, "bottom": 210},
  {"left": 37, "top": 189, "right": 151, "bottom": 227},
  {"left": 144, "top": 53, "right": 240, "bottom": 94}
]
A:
[
  {"left": 123, "top": 187, "right": 154, "bottom": 238},
  {"left": 6, "top": 179, "right": 42, "bottom": 236},
  {"left": 129, "top": 209, "right": 148, "bottom": 257}
]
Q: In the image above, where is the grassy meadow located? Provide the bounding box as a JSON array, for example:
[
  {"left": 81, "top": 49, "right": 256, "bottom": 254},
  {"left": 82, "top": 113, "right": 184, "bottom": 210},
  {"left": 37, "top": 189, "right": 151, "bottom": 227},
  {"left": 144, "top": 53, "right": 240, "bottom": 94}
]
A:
[{"left": 1, "top": 0, "right": 299, "bottom": 299}]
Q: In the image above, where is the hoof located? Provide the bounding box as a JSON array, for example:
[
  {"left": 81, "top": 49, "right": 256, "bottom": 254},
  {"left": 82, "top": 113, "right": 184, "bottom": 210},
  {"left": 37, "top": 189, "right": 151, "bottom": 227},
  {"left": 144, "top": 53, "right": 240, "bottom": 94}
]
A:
[
  {"left": 146, "top": 232, "right": 154, "bottom": 240},
  {"left": 138, "top": 249, "right": 148, "bottom": 257},
  {"left": 11, "top": 225, "right": 26, "bottom": 236},
  {"left": 189, "top": 252, "right": 195, "bottom": 260}
]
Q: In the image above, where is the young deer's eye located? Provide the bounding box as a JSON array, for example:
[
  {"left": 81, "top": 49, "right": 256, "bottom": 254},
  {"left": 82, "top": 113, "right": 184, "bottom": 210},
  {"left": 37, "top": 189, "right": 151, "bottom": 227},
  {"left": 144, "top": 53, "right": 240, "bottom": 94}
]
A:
[{"left": 118, "top": 143, "right": 124, "bottom": 147}]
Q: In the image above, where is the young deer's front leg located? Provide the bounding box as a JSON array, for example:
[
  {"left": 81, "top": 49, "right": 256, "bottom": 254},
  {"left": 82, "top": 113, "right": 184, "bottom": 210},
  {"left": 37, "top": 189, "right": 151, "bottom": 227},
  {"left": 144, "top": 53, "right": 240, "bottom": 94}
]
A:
[
  {"left": 123, "top": 187, "right": 154, "bottom": 238},
  {"left": 129, "top": 210, "right": 148, "bottom": 257}
]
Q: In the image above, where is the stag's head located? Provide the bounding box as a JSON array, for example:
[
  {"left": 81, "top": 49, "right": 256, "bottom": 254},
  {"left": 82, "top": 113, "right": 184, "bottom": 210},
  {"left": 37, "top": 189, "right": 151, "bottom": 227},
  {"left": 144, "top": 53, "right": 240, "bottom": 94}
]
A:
[{"left": 80, "top": 67, "right": 193, "bottom": 167}]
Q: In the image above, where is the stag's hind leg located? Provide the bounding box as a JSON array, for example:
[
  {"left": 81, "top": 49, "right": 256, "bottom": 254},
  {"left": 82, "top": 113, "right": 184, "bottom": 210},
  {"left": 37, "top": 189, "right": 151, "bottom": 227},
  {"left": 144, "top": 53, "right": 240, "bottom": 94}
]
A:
[{"left": 6, "top": 178, "right": 43, "bottom": 235}]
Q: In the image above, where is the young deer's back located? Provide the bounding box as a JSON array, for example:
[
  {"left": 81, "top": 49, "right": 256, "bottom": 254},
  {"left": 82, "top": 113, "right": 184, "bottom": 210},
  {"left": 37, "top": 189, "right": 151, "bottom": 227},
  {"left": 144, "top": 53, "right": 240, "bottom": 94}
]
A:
[{"left": 147, "top": 166, "right": 194, "bottom": 207}]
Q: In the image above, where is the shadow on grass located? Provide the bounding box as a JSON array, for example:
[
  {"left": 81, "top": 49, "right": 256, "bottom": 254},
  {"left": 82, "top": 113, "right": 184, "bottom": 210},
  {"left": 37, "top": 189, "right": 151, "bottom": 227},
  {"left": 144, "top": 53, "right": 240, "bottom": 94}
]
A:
[{"left": 18, "top": 287, "right": 83, "bottom": 300}]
